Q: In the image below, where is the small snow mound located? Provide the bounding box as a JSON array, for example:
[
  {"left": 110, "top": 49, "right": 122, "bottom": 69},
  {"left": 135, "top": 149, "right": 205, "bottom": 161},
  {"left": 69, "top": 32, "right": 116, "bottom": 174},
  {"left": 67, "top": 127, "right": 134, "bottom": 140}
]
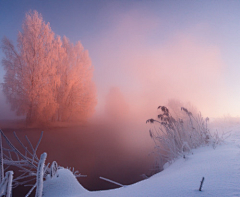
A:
[
  {"left": 163, "top": 162, "right": 170, "bottom": 170},
  {"left": 43, "top": 168, "right": 88, "bottom": 197}
]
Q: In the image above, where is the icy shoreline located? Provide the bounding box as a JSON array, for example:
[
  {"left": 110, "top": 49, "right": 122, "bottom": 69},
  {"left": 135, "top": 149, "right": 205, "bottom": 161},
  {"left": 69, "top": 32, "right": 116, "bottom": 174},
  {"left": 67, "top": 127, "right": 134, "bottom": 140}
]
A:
[{"left": 43, "top": 127, "right": 240, "bottom": 197}]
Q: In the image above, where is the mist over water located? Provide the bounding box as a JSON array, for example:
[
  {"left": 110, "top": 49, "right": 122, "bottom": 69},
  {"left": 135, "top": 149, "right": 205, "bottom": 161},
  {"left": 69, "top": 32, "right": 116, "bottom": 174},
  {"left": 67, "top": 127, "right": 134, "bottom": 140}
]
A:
[{"left": 1, "top": 111, "right": 155, "bottom": 196}]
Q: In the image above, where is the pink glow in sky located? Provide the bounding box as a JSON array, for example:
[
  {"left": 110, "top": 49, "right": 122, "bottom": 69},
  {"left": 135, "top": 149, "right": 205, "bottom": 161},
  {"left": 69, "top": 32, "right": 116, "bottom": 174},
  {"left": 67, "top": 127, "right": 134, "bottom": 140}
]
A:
[
  {"left": 1, "top": 1, "right": 240, "bottom": 119},
  {"left": 92, "top": 9, "right": 227, "bottom": 119}
]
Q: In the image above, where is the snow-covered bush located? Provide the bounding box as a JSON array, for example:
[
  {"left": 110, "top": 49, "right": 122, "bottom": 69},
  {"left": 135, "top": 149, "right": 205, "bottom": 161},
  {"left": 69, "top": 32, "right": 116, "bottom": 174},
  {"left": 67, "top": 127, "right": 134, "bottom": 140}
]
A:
[
  {"left": 0, "top": 129, "right": 44, "bottom": 189},
  {"left": 0, "top": 129, "right": 86, "bottom": 196},
  {"left": 146, "top": 106, "right": 211, "bottom": 172}
]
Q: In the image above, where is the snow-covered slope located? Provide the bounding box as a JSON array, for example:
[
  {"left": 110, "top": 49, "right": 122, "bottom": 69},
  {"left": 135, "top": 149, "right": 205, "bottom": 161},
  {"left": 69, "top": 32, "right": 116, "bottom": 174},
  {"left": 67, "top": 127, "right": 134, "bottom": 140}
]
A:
[
  {"left": 42, "top": 168, "right": 88, "bottom": 197},
  {"left": 43, "top": 125, "right": 240, "bottom": 197}
]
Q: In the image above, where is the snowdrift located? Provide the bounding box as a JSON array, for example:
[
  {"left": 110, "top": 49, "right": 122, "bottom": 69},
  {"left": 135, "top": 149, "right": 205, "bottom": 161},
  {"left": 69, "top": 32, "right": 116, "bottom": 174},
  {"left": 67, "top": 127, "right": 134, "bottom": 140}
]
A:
[
  {"left": 43, "top": 168, "right": 89, "bottom": 197},
  {"left": 43, "top": 126, "right": 240, "bottom": 197}
]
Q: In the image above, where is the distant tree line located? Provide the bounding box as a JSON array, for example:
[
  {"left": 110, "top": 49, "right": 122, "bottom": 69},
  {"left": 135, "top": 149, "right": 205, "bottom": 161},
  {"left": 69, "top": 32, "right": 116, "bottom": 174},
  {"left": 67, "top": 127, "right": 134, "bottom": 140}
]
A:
[{"left": 1, "top": 10, "right": 96, "bottom": 124}]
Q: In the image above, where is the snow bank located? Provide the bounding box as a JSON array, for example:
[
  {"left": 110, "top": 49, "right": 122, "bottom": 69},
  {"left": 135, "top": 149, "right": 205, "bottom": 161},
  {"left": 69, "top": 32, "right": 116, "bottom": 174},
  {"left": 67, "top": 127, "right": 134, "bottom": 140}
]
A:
[
  {"left": 43, "top": 126, "right": 240, "bottom": 197},
  {"left": 42, "top": 168, "right": 89, "bottom": 197},
  {"left": 80, "top": 127, "right": 240, "bottom": 197}
]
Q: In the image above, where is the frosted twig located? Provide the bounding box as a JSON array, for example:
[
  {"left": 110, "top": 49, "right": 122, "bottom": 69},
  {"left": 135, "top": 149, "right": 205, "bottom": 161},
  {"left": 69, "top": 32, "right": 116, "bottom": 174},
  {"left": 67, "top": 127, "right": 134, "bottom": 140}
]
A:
[
  {"left": 0, "top": 171, "right": 14, "bottom": 197},
  {"left": 0, "top": 130, "right": 37, "bottom": 169},
  {"left": 13, "top": 132, "right": 39, "bottom": 164},
  {"left": 25, "top": 183, "right": 36, "bottom": 197},
  {"left": 35, "top": 152, "right": 47, "bottom": 197},
  {"left": 5, "top": 171, "right": 13, "bottom": 197},
  {"left": 99, "top": 176, "right": 125, "bottom": 187},
  {"left": 199, "top": 177, "right": 205, "bottom": 191},
  {"left": 25, "top": 131, "right": 43, "bottom": 162}
]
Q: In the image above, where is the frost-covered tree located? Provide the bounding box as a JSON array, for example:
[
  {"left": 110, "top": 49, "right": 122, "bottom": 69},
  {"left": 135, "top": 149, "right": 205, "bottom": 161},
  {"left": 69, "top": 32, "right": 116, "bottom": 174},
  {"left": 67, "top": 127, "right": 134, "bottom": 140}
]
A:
[
  {"left": 1, "top": 10, "right": 96, "bottom": 124},
  {"left": 1, "top": 11, "right": 60, "bottom": 123},
  {"left": 55, "top": 36, "right": 96, "bottom": 122}
]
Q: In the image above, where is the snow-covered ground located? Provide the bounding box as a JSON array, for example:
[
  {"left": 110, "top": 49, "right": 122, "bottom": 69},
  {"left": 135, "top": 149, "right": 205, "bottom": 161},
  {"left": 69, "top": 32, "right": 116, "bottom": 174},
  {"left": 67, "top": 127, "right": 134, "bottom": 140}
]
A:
[
  {"left": 43, "top": 123, "right": 240, "bottom": 197},
  {"left": 43, "top": 168, "right": 88, "bottom": 197}
]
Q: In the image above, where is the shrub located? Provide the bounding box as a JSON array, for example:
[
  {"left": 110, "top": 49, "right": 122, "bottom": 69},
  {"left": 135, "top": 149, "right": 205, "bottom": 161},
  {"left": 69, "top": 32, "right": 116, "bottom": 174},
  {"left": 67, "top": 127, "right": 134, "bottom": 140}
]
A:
[
  {"left": 0, "top": 129, "right": 84, "bottom": 196},
  {"left": 146, "top": 106, "right": 211, "bottom": 172}
]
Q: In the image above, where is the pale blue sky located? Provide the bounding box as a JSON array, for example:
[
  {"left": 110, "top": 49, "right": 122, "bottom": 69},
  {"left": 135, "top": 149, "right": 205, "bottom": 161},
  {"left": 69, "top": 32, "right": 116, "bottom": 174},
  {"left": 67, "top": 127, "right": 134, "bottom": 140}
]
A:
[{"left": 1, "top": 0, "right": 240, "bottom": 118}]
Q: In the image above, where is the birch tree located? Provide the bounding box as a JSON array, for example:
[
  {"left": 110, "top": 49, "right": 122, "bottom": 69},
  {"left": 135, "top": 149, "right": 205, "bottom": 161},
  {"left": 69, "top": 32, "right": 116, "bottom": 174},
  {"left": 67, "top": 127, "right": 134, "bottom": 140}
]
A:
[
  {"left": 56, "top": 36, "right": 96, "bottom": 121},
  {"left": 1, "top": 10, "right": 96, "bottom": 124}
]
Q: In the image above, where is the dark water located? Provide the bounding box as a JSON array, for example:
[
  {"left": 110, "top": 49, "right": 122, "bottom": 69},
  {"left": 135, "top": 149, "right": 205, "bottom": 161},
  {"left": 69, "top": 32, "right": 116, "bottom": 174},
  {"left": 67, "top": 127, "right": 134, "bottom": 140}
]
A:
[{"left": 1, "top": 121, "right": 154, "bottom": 196}]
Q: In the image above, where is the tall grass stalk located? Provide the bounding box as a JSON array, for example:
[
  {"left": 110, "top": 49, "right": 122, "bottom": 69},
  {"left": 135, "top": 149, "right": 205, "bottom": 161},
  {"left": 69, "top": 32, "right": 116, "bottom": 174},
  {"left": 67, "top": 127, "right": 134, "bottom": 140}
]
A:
[{"left": 147, "top": 106, "right": 211, "bottom": 172}]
